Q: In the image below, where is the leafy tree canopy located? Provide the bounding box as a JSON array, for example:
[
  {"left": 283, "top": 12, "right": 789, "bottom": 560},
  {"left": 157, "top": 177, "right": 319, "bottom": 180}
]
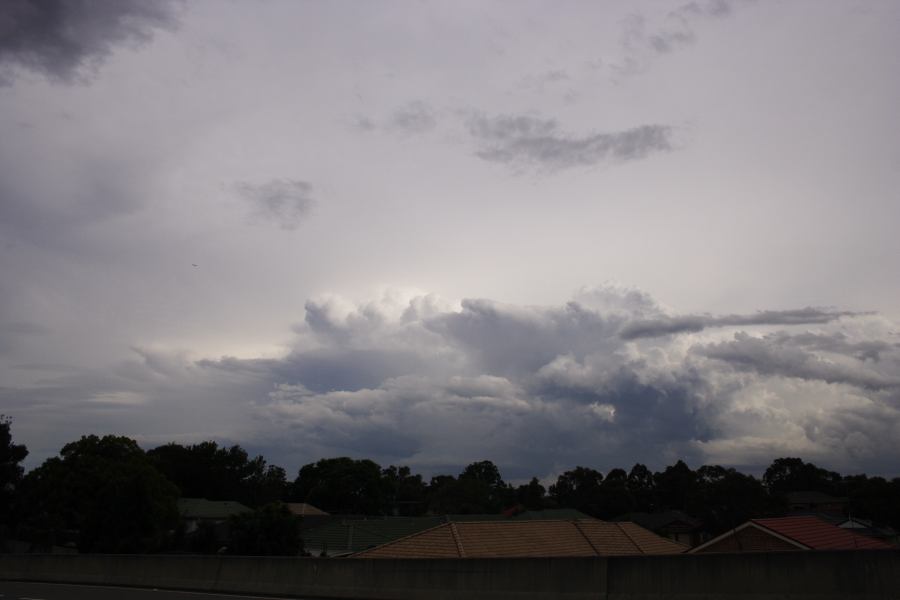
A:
[
  {"left": 148, "top": 441, "right": 285, "bottom": 508},
  {"left": 0, "top": 415, "right": 28, "bottom": 537},
  {"left": 18, "top": 435, "right": 178, "bottom": 553},
  {"left": 293, "top": 457, "right": 389, "bottom": 515},
  {"left": 763, "top": 457, "right": 842, "bottom": 495}
]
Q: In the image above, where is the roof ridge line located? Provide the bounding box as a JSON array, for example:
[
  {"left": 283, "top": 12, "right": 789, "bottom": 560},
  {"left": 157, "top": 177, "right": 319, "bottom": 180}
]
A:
[
  {"left": 616, "top": 522, "right": 644, "bottom": 554},
  {"left": 571, "top": 519, "right": 603, "bottom": 556},
  {"left": 449, "top": 522, "right": 466, "bottom": 558}
]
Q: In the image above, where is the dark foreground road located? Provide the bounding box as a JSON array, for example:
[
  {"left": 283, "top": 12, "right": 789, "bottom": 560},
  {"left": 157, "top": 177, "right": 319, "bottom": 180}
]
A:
[{"left": 0, "top": 581, "right": 314, "bottom": 600}]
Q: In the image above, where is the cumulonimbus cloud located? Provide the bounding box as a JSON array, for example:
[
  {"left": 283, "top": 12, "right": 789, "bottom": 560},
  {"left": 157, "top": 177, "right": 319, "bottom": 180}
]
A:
[
  {"left": 8, "top": 286, "right": 900, "bottom": 477},
  {"left": 0, "top": 0, "right": 180, "bottom": 85}
]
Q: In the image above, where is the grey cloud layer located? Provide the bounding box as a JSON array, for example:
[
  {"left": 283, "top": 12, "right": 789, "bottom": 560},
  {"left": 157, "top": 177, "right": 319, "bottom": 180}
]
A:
[
  {"left": 10, "top": 287, "right": 899, "bottom": 477},
  {"left": 0, "top": 0, "right": 179, "bottom": 84}
]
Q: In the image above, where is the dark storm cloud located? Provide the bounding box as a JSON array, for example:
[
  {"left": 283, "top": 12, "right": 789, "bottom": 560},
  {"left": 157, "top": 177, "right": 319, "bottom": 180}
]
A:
[
  {"left": 467, "top": 114, "right": 673, "bottom": 170},
  {"left": 234, "top": 179, "right": 315, "bottom": 230},
  {"left": 0, "top": 0, "right": 180, "bottom": 85},
  {"left": 620, "top": 307, "right": 859, "bottom": 339}
]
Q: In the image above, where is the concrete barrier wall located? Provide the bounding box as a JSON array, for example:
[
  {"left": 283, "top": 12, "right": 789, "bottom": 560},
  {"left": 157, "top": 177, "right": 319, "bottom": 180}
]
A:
[{"left": 2, "top": 550, "right": 899, "bottom": 599}]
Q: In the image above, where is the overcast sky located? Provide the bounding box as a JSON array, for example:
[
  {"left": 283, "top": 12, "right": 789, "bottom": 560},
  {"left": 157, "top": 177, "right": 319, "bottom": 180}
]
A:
[{"left": 2, "top": 0, "right": 900, "bottom": 480}]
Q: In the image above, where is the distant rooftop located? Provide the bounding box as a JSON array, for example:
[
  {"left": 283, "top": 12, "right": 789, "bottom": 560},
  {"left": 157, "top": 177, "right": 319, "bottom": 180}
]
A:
[
  {"left": 284, "top": 502, "right": 328, "bottom": 517},
  {"left": 613, "top": 510, "right": 703, "bottom": 532},
  {"left": 177, "top": 498, "right": 252, "bottom": 520}
]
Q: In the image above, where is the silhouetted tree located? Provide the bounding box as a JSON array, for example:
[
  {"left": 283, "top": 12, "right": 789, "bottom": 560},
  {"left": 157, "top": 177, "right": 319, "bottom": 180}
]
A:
[
  {"left": 691, "top": 465, "right": 771, "bottom": 534},
  {"left": 18, "top": 435, "right": 178, "bottom": 553},
  {"left": 516, "top": 477, "right": 548, "bottom": 510},
  {"left": 597, "top": 468, "right": 634, "bottom": 519},
  {"left": 842, "top": 474, "right": 900, "bottom": 530},
  {"left": 654, "top": 460, "right": 697, "bottom": 511},
  {"left": 148, "top": 441, "right": 285, "bottom": 508},
  {"left": 292, "top": 457, "right": 389, "bottom": 514},
  {"left": 382, "top": 465, "right": 427, "bottom": 516},
  {"left": 425, "top": 461, "right": 513, "bottom": 514},
  {"left": 458, "top": 460, "right": 514, "bottom": 512},
  {"left": 763, "top": 457, "right": 842, "bottom": 495},
  {"left": 426, "top": 474, "right": 461, "bottom": 514},
  {"left": 0, "top": 415, "right": 28, "bottom": 546},
  {"left": 627, "top": 463, "right": 656, "bottom": 512},
  {"left": 549, "top": 466, "right": 604, "bottom": 516}
]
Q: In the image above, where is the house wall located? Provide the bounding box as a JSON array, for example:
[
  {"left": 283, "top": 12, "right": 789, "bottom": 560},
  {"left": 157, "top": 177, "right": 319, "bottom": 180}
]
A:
[
  {"left": 693, "top": 526, "right": 800, "bottom": 553},
  {"left": 1, "top": 550, "right": 899, "bottom": 599}
]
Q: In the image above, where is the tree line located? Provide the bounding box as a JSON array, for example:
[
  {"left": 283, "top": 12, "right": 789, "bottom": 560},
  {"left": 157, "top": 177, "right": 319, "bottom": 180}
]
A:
[{"left": 2, "top": 415, "right": 899, "bottom": 555}]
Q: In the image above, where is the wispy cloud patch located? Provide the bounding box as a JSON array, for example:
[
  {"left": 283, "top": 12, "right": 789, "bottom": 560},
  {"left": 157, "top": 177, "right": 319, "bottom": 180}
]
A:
[
  {"left": 620, "top": 308, "right": 860, "bottom": 340},
  {"left": 387, "top": 101, "right": 437, "bottom": 134},
  {"left": 234, "top": 179, "right": 315, "bottom": 230},
  {"left": 467, "top": 114, "right": 673, "bottom": 171},
  {"left": 611, "top": 0, "right": 748, "bottom": 79},
  {"left": 355, "top": 101, "right": 438, "bottom": 135}
]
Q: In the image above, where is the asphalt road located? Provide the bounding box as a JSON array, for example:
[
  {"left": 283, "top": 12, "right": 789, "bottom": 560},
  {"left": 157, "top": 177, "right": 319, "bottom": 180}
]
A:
[{"left": 0, "top": 581, "right": 314, "bottom": 600}]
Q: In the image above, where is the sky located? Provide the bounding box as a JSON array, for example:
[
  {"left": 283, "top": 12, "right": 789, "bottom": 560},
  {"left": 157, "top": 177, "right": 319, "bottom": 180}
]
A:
[{"left": 2, "top": 0, "right": 900, "bottom": 481}]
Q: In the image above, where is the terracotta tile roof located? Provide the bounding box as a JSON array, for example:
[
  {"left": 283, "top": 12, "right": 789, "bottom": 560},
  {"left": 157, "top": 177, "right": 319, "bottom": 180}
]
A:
[
  {"left": 352, "top": 520, "right": 687, "bottom": 559},
  {"left": 302, "top": 517, "right": 447, "bottom": 555},
  {"left": 752, "top": 516, "right": 893, "bottom": 550}
]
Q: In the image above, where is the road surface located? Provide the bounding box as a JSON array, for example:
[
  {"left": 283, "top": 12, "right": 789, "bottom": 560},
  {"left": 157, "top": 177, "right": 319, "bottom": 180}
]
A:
[{"left": 0, "top": 581, "right": 315, "bottom": 600}]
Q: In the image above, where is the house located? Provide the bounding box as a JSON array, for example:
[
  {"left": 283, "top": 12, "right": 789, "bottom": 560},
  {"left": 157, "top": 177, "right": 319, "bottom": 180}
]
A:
[
  {"left": 176, "top": 498, "right": 252, "bottom": 549},
  {"left": 785, "top": 491, "right": 847, "bottom": 515},
  {"left": 689, "top": 516, "right": 893, "bottom": 553},
  {"left": 177, "top": 498, "right": 252, "bottom": 533},
  {"left": 838, "top": 517, "right": 899, "bottom": 546},
  {"left": 613, "top": 510, "right": 706, "bottom": 546},
  {"left": 352, "top": 519, "right": 687, "bottom": 559}
]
